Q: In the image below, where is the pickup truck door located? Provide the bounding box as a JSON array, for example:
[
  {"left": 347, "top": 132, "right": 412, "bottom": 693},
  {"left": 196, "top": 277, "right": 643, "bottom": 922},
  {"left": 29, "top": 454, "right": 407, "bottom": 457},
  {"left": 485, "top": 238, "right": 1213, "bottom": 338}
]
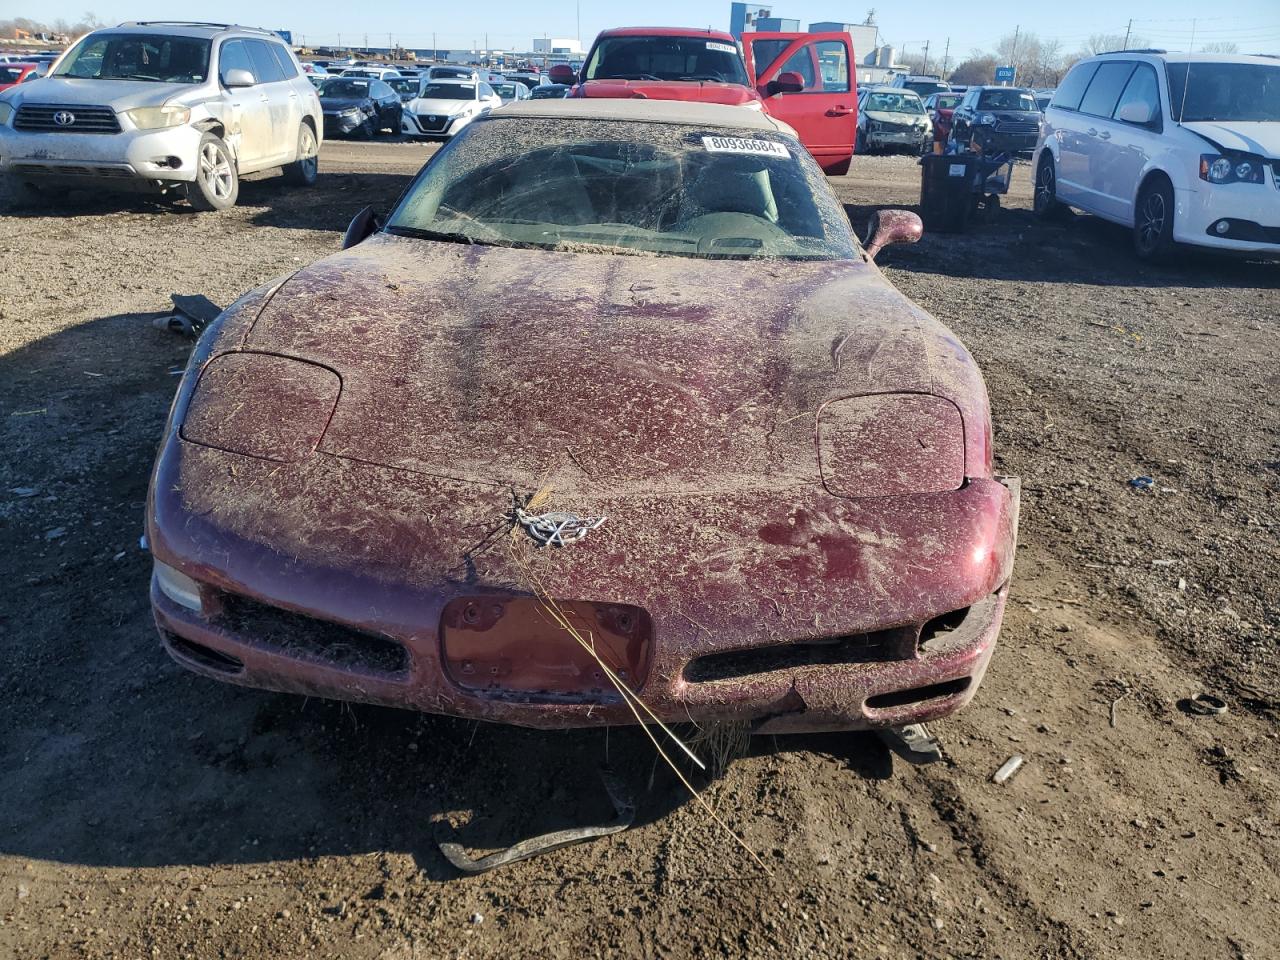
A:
[{"left": 743, "top": 31, "right": 857, "bottom": 175}]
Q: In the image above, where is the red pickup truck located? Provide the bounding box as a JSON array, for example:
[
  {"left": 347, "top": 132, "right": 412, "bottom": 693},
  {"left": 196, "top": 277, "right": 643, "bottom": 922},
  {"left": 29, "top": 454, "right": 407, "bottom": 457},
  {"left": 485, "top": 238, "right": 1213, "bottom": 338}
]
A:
[{"left": 574, "top": 27, "right": 859, "bottom": 175}]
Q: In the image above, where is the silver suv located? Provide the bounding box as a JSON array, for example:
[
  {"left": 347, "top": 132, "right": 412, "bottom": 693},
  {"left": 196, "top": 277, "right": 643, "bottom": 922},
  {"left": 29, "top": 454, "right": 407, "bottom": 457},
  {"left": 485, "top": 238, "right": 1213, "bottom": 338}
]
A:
[{"left": 0, "top": 22, "right": 323, "bottom": 210}]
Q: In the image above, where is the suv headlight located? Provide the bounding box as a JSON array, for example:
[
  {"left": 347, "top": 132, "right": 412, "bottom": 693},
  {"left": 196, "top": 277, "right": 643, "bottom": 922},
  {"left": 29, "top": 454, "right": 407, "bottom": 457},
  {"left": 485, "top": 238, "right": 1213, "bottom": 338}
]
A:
[
  {"left": 1199, "top": 152, "right": 1265, "bottom": 185},
  {"left": 0, "top": 101, "right": 12, "bottom": 125},
  {"left": 125, "top": 105, "right": 191, "bottom": 130},
  {"left": 977, "top": 112, "right": 997, "bottom": 125}
]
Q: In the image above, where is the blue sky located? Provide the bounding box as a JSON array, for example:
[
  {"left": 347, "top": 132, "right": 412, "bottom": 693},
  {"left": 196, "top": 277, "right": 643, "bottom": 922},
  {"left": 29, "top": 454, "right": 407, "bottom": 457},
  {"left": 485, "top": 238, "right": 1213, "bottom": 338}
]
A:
[{"left": 37, "top": 1, "right": 1280, "bottom": 57}]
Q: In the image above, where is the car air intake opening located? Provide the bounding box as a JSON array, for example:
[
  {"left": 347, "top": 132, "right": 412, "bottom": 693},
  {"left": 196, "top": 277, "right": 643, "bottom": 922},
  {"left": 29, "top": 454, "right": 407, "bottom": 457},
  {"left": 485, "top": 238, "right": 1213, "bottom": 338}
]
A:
[
  {"left": 217, "top": 595, "right": 408, "bottom": 675},
  {"left": 165, "top": 633, "right": 244, "bottom": 675},
  {"left": 865, "top": 676, "right": 970, "bottom": 710},
  {"left": 684, "top": 626, "right": 918, "bottom": 683},
  {"left": 918, "top": 606, "right": 971, "bottom": 648}
]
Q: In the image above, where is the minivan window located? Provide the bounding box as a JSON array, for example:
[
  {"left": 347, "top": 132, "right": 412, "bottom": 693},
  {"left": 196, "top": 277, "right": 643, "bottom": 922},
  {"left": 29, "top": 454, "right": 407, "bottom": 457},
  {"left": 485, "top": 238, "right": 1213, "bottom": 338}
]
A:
[
  {"left": 1051, "top": 61, "right": 1100, "bottom": 111},
  {"left": 1078, "top": 61, "right": 1136, "bottom": 118},
  {"left": 246, "top": 39, "right": 286, "bottom": 83},
  {"left": 1113, "top": 63, "right": 1161, "bottom": 126},
  {"left": 1166, "top": 61, "right": 1280, "bottom": 122}
]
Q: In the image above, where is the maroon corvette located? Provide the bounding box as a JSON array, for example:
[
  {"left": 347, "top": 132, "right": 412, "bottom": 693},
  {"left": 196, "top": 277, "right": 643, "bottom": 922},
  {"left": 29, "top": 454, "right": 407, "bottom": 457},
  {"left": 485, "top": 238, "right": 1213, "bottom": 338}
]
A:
[{"left": 147, "top": 99, "right": 1019, "bottom": 735}]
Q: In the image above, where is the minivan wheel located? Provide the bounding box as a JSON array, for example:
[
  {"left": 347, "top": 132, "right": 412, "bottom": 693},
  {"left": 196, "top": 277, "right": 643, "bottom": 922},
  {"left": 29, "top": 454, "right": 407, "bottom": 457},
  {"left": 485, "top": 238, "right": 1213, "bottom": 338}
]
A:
[
  {"left": 1133, "top": 177, "right": 1175, "bottom": 262},
  {"left": 1033, "top": 154, "right": 1065, "bottom": 219},
  {"left": 283, "top": 123, "right": 319, "bottom": 186},
  {"left": 187, "top": 133, "right": 239, "bottom": 211}
]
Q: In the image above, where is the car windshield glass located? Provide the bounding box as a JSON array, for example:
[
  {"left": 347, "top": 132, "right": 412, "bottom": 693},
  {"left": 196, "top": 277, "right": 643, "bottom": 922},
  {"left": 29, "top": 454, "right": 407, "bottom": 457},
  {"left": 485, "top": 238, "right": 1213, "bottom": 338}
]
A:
[
  {"left": 493, "top": 83, "right": 517, "bottom": 97},
  {"left": 530, "top": 85, "right": 568, "bottom": 98},
  {"left": 419, "top": 82, "right": 475, "bottom": 99},
  {"left": 432, "top": 68, "right": 472, "bottom": 79},
  {"left": 388, "top": 78, "right": 416, "bottom": 93},
  {"left": 1167, "top": 61, "right": 1280, "bottom": 122},
  {"left": 978, "top": 89, "right": 1037, "bottom": 110},
  {"left": 936, "top": 94, "right": 962, "bottom": 109},
  {"left": 866, "top": 92, "right": 924, "bottom": 114},
  {"left": 387, "top": 118, "right": 855, "bottom": 261},
  {"left": 585, "top": 36, "right": 749, "bottom": 84},
  {"left": 52, "top": 33, "right": 210, "bottom": 83},
  {"left": 905, "top": 81, "right": 946, "bottom": 97},
  {"left": 319, "top": 78, "right": 371, "bottom": 98},
  {"left": 0, "top": 66, "right": 28, "bottom": 83}
]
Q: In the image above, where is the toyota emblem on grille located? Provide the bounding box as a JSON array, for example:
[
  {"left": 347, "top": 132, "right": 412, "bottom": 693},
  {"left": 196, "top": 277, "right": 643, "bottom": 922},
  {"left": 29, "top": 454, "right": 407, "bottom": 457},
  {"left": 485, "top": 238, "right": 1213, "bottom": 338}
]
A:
[{"left": 53, "top": 110, "right": 76, "bottom": 127}]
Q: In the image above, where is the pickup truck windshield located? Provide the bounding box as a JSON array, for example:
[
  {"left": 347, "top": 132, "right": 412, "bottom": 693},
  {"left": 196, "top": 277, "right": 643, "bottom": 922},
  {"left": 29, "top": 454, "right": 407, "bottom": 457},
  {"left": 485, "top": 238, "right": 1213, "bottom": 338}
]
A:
[
  {"left": 53, "top": 33, "right": 211, "bottom": 83},
  {"left": 585, "top": 36, "right": 750, "bottom": 85},
  {"left": 388, "top": 117, "right": 855, "bottom": 261},
  {"left": 1167, "top": 62, "right": 1280, "bottom": 122}
]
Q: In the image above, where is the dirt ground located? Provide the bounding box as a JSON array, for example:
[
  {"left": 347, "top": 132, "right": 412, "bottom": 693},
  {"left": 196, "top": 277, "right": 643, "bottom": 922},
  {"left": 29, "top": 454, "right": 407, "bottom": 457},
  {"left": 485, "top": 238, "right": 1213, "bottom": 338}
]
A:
[{"left": 1, "top": 140, "right": 1277, "bottom": 960}]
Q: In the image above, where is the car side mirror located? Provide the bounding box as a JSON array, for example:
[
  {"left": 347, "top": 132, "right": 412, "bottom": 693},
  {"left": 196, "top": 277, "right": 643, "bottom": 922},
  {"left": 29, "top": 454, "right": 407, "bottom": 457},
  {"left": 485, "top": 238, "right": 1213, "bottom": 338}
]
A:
[
  {"left": 767, "top": 70, "right": 806, "bottom": 96},
  {"left": 864, "top": 209, "right": 923, "bottom": 261},
  {"left": 223, "top": 68, "right": 255, "bottom": 88},
  {"left": 1116, "top": 101, "right": 1154, "bottom": 125},
  {"left": 342, "top": 206, "right": 383, "bottom": 249}
]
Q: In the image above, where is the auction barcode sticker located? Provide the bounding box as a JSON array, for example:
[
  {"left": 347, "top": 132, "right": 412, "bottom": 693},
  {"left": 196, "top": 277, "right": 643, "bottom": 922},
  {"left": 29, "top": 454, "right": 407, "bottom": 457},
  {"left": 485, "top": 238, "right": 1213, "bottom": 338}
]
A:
[
  {"left": 706, "top": 41, "right": 738, "bottom": 54},
  {"left": 702, "top": 136, "right": 790, "bottom": 158}
]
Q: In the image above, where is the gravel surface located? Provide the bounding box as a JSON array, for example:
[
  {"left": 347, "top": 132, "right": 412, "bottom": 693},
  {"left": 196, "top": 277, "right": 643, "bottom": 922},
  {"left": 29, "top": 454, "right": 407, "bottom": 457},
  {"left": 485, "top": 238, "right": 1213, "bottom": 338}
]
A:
[{"left": 1, "top": 142, "right": 1277, "bottom": 960}]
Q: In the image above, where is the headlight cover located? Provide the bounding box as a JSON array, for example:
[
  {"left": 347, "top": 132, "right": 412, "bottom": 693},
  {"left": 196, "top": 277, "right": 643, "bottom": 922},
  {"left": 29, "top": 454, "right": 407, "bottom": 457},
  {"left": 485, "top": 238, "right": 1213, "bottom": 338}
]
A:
[
  {"left": 180, "top": 352, "right": 341, "bottom": 462},
  {"left": 819, "top": 394, "right": 965, "bottom": 499},
  {"left": 125, "top": 104, "right": 191, "bottom": 130},
  {"left": 0, "top": 100, "right": 12, "bottom": 125},
  {"left": 1199, "top": 152, "right": 1265, "bottom": 184},
  {"left": 977, "top": 112, "right": 997, "bottom": 125}
]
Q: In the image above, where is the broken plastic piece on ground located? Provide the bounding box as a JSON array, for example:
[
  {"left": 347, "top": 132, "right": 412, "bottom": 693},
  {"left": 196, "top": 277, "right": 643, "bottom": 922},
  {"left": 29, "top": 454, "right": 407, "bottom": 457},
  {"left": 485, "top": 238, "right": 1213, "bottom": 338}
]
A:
[
  {"left": 154, "top": 294, "right": 224, "bottom": 337},
  {"left": 436, "top": 766, "right": 635, "bottom": 874},
  {"left": 992, "top": 754, "right": 1024, "bottom": 783},
  {"left": 1128, "top": 476, "right": 1156, "bottom": 493},
  {"left": 1185, "top": 692, "right": 1229, "bottom": 716},
  {"left": 877, "top": 723, "right": 943, "bottom": 765}
]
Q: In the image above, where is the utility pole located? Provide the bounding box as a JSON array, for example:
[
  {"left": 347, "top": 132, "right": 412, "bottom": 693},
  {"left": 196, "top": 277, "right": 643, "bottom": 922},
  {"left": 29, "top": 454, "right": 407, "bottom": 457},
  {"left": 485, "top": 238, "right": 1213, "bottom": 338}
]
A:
[
  {"left": 576, "top": 0, "right": 581, "bottom": 45},
  {"left": 363, "top": 33, "right": 368, "bottom": 53},
  {"left": 1122, "top": 19, "right": 1132, "bottom": 50},
  {"left": 921, "top": 39, "right": 930, "bottom": 75},
  {"left": 432, "top": 32, "right": 436, "bottom": 60},
  {"left": 388, "top": 33, "right": 393, "bottom": 56},
  {"left": 1010, "top": 24, "right": 1020, "bottom": 73},
  {"left": 941, "top": 37, "right": 950, "bottom": 79}
]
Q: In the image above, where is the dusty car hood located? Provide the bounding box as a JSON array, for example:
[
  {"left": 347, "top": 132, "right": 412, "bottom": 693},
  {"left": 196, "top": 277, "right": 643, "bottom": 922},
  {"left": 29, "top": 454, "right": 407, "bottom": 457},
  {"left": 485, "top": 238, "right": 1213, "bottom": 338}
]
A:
[
  {"left": 578, "top": 79, "right": 759, "bottom": 106},
  {"left": 1183, "top": 121, "right": 1280, "bottom": 156},
  {"left": 5, "top": 76, "right": 196, "bottom": 111},
  {"left": 244, "top": 235, "right": 943, "bottom": 495}
]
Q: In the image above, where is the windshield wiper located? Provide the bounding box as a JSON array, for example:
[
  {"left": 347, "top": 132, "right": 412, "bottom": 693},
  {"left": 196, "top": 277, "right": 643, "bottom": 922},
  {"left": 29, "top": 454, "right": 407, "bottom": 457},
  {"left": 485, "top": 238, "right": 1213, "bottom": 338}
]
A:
[
  {"left": 597, "top": 73, "right": 662, "bottom": 81},
  {"left": 678, "top": 74, "right": 727, "bottom": 82},
  {"left": 385, "top": 225, "right": 475, "bottom": 245}
]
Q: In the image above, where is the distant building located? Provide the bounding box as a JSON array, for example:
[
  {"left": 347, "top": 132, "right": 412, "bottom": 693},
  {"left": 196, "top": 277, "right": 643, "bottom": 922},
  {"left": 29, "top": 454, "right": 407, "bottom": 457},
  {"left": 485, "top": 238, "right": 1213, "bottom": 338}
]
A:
[
  {"left": 532, "top": 37, "right": 584, "bottom": 56},
  {"left": 729, "top": 4, "right": 776, "bottom": 38}
]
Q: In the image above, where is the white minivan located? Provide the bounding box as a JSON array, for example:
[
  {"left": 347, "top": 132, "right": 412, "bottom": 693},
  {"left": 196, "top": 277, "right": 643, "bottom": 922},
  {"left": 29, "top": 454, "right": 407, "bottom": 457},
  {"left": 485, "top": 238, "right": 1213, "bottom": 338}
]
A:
[{"left": 1032, "top": 51, "right": 1279, "bottom": 260}]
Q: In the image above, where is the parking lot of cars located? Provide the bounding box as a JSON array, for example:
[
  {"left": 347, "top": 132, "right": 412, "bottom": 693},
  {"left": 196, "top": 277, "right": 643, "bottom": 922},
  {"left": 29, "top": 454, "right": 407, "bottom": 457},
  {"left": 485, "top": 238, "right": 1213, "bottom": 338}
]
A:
[{"left": 0, "top": 20, "right": 1277, "bottom": 960}]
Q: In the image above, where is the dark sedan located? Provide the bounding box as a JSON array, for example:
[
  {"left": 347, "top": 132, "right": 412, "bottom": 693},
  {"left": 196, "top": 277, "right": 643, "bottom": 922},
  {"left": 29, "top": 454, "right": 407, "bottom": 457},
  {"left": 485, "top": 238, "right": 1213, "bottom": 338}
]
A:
[
  {"left": 317, "top": 77, "right": 402, "bottom": 138},
  {"left": 947, "top": 86, "right": 1043, "bottom": 155}
]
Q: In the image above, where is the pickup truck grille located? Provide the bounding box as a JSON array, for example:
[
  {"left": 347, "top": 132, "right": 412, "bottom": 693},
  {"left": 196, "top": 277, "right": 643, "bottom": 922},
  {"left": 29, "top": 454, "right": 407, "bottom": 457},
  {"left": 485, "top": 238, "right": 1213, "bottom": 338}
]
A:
[
  {"left": 994, "top": 120, "right": 1039, "bottom": 135},
  {"left": 14, "top": 104, "right": 121, "bottom": 134}
]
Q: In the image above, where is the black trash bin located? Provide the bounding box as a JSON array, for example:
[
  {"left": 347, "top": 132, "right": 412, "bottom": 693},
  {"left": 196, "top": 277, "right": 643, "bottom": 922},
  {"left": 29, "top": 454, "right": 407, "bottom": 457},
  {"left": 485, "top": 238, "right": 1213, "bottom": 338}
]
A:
[{"left": 920, "top": 153, "right": 977, "bottom": 233}]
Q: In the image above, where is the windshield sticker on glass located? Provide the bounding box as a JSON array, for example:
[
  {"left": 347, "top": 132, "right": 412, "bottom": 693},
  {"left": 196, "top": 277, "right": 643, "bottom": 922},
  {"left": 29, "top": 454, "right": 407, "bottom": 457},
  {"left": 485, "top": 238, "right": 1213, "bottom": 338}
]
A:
[
  {"left": 701, "top": 136, "right": 790, "bottom": 158},
  {"left": 706, "top": 41, "right": 738, "bottom": 54}
]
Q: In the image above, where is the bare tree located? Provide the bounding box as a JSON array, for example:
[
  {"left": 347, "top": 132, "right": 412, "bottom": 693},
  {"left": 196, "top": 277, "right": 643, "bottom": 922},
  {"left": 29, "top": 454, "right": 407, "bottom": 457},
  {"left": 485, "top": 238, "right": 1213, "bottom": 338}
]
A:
[
  {"left": 1198, "top": 41, "right": 1239, "bottom": 53},
  {"left": 949, "top": 55, "right": 998, "bottom": 85}
]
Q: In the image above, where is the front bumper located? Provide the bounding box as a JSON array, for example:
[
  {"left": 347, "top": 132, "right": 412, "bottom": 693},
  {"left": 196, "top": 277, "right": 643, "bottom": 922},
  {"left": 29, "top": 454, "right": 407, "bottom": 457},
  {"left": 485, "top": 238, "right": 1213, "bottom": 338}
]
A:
[
  {"left": 1174, "top": 180, "right": 1280, "bottom": 256},
  {"left": 867, "top": 126, "right": 931, "bottom": 150},
  {"left": 970, "top": 127, "right": 1039, "bottom": 154},
  {"left": 0, "top": 122, "right": 204, "bottom": 183},
  {"left": 148, "top": 434, "right": 1020, "bottom": 732},
  {"left": 401, "top": 111, "right": 469, "bottom": 138},
  {"left": 322, "top": 111, "right": 368, "bottom": 137}
]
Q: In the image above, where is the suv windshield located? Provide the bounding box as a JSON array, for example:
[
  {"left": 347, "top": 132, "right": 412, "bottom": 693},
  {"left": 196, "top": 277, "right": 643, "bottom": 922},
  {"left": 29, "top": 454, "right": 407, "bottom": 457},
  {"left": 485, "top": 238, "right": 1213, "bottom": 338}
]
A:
[
  {"left": 419, "top": 82, "right": 476, "bottom": 99},
  {"left": 865, "top": 92, "right": 924, "bottom": 114},
  {"left": 904, "top": 81, "right": 947, "bottom": 98},
  {"left": 1167, "top": 61, "right": 1280, "bottom": 122},
  {"left": 387, "top": 118, "right": 855, "bottom": 261},
  {"left": 52, "top": 33, "right": 211, "bottom": 83},
  {"left": 585, "top": 36, "right": 749, "bottom": 85},
  {"left": 978, "top": 89, "right": 1037, "bottom": 111}
]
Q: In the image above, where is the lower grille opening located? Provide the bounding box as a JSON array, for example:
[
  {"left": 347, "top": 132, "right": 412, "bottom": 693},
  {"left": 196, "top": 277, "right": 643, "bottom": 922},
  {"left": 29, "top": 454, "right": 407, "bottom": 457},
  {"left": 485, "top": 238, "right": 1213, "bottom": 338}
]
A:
[
  {"left": 919, "top": 606, "right": 971, "bottom": 648},
  {"left": 684, "top": 626, "right": 918, "bottom": 683},
  {"left": 865, "top": 677, "right": 970, "bottom": 710},
  {"left": 167, "top": 634, "right": 244, "bottom": 674},
  {"left": 218, "top": 595, "right": 408, "bottom": 675}
]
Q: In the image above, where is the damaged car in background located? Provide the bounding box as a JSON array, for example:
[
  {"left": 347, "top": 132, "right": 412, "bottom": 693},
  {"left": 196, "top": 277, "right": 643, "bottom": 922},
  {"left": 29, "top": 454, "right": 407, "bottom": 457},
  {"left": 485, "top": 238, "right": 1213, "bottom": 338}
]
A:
[
  {"left": 0, "top": 21, "right": 322, "bottom": 210},
  {"left": 147, "top": 99, "right": 1019, "bottom": 748}
]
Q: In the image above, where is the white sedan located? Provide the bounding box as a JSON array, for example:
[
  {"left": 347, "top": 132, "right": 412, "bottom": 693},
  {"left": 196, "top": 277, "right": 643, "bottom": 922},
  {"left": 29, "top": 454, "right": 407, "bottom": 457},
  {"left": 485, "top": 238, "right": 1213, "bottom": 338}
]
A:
[{"left": 401, "top": 79, "right": 503, "bottom": 139}]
